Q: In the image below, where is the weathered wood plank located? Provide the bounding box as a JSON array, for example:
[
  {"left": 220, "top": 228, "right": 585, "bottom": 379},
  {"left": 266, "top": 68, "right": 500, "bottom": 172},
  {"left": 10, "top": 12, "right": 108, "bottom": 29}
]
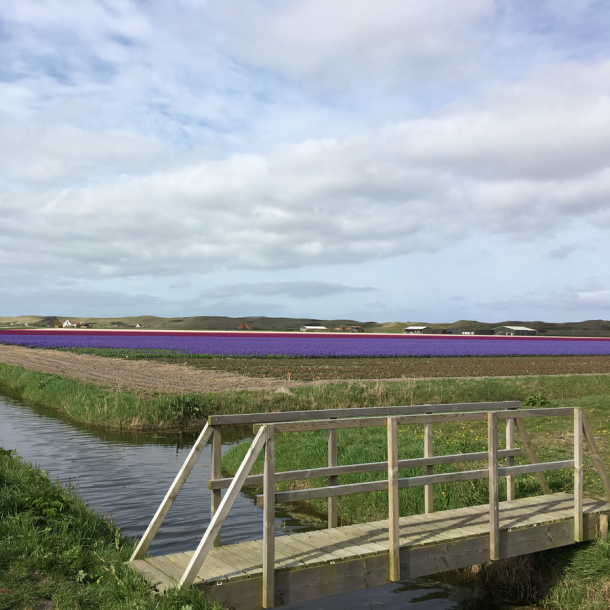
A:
[
  {"left": 263, "top": 426, "right": 275, "bottom": 608},
  {"left": 209, "top": 448, "right": 521, "bottom": 490},
  {"left": 263, "top": 407, "right": 561, "bottom": 434},
  {"left": 171, "top": 551, "right": 245, "bottom": 583},
  {"left": 128, "top": 559, "right": 177, "bottom": 592},
  {"left": 515, "top": 418, "right": 552, "bottom": 494},
  {"left": 328, "top": 426, "right": 338, "bottom": 528},
  {"left": 211, "top": 426, "right": 222, "bottom": 547},
  {"left": 489, "top": 412, "right": 499, "bottom": 561},
  {"left": 506, "top": 417, "right": 515, "bottom": 501},
  {"left": 179, "top": 426, "right": 267, "bottom": 587},
  {"left": 498, "top": 460, "right": 574, "bottom": 477},
  {"left": 255, "top": 468, "right": 490, "bottom": 506},
  {"left": 424, "top": 420, "right": 433, "bottom": 513},
  {"left": 130, "top": 423, "right": 213, "bottom": 560},
  {"left": 208, "top": 401, "right": 521, "bottom": 426},
  {"left": 582, "top": 412, "right": 610, "bottom": 503},
  {"left": 207, "top": 547, "right": 263, "bottom": 578},
  {"left": 574, "top": 408, "right": 584, "bottom": 542},
  {"left": 387, "top": 417, "right": 400, "bottom": 581},
  {"left": 146, "top": 556, "right": 190, "bottom": 583},
  {"left": 600, "top": 514, "right": 609, "bottom": 540},
  {"left": 496, "top": 408, "right": 574, "bottom": 419}
]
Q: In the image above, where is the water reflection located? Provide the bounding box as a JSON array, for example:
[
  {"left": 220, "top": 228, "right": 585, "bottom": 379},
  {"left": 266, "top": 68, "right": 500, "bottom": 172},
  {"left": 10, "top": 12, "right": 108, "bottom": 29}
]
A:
[{"left": 0, "top": 395, "right": 313, "bottom": 556}]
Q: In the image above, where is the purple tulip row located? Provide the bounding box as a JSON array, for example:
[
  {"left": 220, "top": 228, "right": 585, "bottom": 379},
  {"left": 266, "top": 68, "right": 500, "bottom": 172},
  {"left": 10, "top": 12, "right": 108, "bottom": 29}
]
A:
[{"left": 2, "top": 333, "right": 610, "bottom": 357}]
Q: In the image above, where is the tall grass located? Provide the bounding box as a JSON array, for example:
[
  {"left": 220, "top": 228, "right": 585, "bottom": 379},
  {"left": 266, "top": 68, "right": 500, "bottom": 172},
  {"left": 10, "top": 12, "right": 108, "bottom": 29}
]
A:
[
  {"left": 3, "top": 360, "right": 610, "bottom": 430},
  {"left": 0, "top": 449, "right": 220, "bottom": 609}
]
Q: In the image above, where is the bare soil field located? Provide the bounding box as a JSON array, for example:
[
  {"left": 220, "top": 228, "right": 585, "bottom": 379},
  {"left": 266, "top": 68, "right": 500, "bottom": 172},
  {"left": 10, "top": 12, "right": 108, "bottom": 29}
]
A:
[
  {"left": 0, "top": 344, "right": 296, "bottom": 394},
  {"left": 178, "top": 353, "right": 610, "bottom": 381},
  {"left": 2, "top": 345, "right": 610, "bottom": 395}
]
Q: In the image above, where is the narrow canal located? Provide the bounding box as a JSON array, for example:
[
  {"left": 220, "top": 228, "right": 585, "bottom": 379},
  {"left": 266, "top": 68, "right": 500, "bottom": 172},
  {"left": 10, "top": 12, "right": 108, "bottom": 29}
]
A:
[{"left": 0, "top": 395, "right": 498, "bottom": 609}]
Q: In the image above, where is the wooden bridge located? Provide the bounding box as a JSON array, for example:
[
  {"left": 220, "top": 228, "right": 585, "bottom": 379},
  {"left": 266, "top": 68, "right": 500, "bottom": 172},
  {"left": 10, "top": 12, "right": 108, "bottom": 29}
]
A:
[{"left": 128, "top": 402, "right": 610, "bottom": 609}]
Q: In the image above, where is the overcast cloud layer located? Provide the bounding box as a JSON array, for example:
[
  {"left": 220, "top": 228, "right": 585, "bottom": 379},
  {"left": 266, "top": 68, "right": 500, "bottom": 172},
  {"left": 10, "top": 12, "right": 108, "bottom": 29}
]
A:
[{"left": 1, "top": 1, "right": 610, "bottom": 322}]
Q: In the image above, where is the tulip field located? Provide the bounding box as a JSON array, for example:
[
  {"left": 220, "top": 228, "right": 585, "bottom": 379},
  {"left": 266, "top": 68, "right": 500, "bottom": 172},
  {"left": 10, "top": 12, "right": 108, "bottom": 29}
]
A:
[{"left": 1, "top": 330, "right": 610, "bottom": 358}]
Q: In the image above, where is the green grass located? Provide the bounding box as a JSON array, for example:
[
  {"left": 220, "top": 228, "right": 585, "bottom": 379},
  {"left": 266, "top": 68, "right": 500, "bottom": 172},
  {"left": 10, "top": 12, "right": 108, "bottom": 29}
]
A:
[
  {"left": 0, "top": 449, "right": 220, "bottom": 610},
  {"left": 3, "top": 360, "right": 610, "bottom": 430}
]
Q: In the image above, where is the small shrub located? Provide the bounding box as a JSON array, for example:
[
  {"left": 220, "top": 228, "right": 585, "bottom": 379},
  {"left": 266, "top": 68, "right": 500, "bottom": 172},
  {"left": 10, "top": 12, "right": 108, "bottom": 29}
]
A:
[{"left": 523, "top": 394, "right": 551, "bottom": 407}]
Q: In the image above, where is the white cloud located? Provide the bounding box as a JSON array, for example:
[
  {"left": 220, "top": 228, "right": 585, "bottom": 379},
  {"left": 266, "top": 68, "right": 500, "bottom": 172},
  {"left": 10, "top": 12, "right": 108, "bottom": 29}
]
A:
[
  {"left": 2, "top": 59, "right": 610, "bottom": 279},
  {"left": 1, "top": 1, "right": 610, "bottom": 320},
  {"left": 201, "top": 281, "right": 376, "bottom": 300}
]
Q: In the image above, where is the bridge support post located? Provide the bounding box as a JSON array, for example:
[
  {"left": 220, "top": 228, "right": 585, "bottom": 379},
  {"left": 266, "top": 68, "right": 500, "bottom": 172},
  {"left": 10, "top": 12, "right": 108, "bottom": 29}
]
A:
[
  {"left": 424, "top": 419, "right": 433, "bottom": 513},
  {"left": 506, "top": 415, "right": 515, "bottom": 501},
  {"left": 211, "top": 426, "right": 222, "bottom": 547},
  {"left": 574, "top": 408, "right": 584, "bottom": 542},
  {"left": 328, "top": 422, "right": 338, "bottom": 528},
  {"left": 263, "top": 425, "right": 276, "bottom": 608},
  {"left": 488, "top": 412, "right": 499, "bottom": 561},
  {"left": 387, "top": 417, "right": 400, "bottom": 581}
]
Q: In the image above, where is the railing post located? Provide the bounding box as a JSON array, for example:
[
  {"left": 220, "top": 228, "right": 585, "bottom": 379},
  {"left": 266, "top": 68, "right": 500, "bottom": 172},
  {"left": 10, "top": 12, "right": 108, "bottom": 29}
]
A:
[
  {"left": 211, "top": 425, "right": 222, "bottom": 547},
  {"left": 581, "top": 411, "right": 610, "bottom": 503},
  {"left": 424, "top": 417, "right": 433, "bottom": 513},
  {"left": 387, "top": 417, "right": 400, "bottom": 581},
  {"left": 574, "top": 408, "right": 583, "bottom": 542},
  {"left": 488, "top": 412, "right": 500, "bottom": 561},
  {"left": 328, "top": 420, "right": 338, "bottom": 528},
  {"left": 506, "top": 413, "right": 515, "bottom": 501},
  {"left": 263, "top": 425, "right": 275, "bottom": 608}
]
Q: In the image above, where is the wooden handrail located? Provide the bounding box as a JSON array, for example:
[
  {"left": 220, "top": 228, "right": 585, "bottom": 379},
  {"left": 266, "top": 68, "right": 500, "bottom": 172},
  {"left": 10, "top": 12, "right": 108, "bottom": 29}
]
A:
[
  {"left": 253, "top": 459, "right": 573, "bottom": 506},
  {"left": 253, "top": 408, "right": 574, "bottom": 433},
  {"left": 209, "top": 448, "right": 523, "bottom": 490},
  {"left": 208, "top": 401, "right": 521, "bottom": 425}
]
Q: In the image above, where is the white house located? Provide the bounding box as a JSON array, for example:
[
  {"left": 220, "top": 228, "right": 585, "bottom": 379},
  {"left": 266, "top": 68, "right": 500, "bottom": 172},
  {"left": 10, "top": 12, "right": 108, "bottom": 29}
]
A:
[
  {"left": 403, "top": 326, "right": 431, "bottom": 334},
  {"left": 493, "top": 326, "right": 537, "bottom": 336},
  {"left": 300, "top": 326, "right": 327, "bottom": 332},
  {"left": 63, "top": 320, "right": 74, "bottom": 328}
]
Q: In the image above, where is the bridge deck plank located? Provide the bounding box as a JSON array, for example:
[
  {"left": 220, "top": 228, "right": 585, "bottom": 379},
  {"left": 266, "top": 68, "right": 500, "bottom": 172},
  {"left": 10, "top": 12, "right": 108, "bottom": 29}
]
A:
[{"left": 130, "top": 493, "right": 610, "bottom": 595}]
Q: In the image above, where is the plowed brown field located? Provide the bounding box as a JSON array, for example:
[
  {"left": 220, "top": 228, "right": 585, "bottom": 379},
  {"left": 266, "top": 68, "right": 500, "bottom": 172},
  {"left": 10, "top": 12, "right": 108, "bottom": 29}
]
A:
[{"left": 1, "top": 344, "right": 610, "bottom": 394}]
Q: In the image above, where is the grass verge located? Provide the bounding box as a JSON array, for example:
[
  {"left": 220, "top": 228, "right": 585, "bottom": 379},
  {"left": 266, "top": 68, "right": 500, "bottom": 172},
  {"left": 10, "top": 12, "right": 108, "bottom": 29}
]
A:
[
  {"left": 0, "top": 448, "right": 219, "bottom": 610},
  {"left": 3, "top": 360, "right": 610, "bottom": 430}
]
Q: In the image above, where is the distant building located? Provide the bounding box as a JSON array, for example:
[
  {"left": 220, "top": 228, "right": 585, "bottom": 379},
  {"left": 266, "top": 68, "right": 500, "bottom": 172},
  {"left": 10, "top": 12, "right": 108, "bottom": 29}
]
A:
[
  {"left": 403, "top": 326, "right": 432, "bottom": 334},
  {"left": 473, "top": 330, "right": 494, "bottom": 335},
  {"left": 135, "top": 324, "right": 143, "bottom": 328},
  {"left": 493, "top": 326, "right": 537, "bottom": 336},
  {"left": 300, "top": 326, "right": 328, "bottom": 332},
  {"left": 63, "top": 320, "right": 73, "bottom": 328}
]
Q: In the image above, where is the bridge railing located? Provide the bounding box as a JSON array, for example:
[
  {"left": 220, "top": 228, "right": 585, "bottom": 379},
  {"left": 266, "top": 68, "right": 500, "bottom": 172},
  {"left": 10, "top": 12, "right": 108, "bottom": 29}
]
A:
[{"left": 131, "top": 401, "right": 610, "bottom": 610}]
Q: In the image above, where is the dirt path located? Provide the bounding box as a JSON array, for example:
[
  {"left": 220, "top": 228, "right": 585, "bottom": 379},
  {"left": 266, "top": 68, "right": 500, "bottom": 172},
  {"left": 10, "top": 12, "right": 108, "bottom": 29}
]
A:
[{"left": 0, "top": 344, "right": 303, "bottom": 394}]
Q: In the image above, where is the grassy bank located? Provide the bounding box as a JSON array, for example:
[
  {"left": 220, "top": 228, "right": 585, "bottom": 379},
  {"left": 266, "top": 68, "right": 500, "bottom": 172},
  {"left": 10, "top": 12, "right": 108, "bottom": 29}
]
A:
[
  {"left": 0, "top": 449, "right": 218, "bottom": 610},
  {"left": 3, "top": 360, "right": 610, "bottom": 429},
  {"left": 223, "top": 397, "right": 610, "bottom": 608}
]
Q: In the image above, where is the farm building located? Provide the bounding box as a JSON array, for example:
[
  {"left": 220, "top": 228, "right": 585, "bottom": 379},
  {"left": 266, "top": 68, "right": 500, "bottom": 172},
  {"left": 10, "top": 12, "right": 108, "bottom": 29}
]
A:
[
  {"left": 300, "top": 326, "right": 328, "bottom": 332},
  {"left": 403, "top": 326, "right": 432, "bottom": 334},
  {"left": 493, "top": 326, "right": 537, "bottom": 336}
]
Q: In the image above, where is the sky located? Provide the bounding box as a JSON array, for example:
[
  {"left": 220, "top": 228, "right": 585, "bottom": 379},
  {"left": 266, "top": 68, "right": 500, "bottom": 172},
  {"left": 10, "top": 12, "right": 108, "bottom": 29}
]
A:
[{"left": 1, "top": 0, "right": 610, "bottom": 323}]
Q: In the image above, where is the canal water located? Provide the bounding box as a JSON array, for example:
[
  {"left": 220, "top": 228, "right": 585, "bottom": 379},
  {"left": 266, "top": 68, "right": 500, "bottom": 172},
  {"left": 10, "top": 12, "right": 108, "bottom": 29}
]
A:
[{"left": 0, "top": 395, "right": 499, "bottom": 609}]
